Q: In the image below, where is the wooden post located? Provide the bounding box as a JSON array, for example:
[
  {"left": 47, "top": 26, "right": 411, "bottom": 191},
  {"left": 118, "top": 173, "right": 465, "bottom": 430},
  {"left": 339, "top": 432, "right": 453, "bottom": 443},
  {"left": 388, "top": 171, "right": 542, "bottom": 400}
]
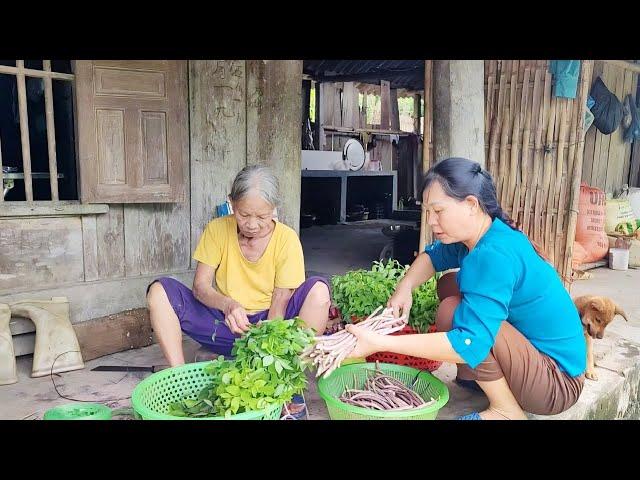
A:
[
  {"left": 16, "top": 60, "right": 33, "bottom": 202},
  {"left": 413, "top": 94, "right": 421, "bottom": 134},
  {"left": 419, "top": 60, "right": 433, "bottom": 253},
  {"left": 316, "top": 82, "right": 325, "bottom": 150},
  {"left": 380, "top": 80, "right": 391, "bottom": 130},
  {"left": 43, "top": 60, "right": 59, "bottom": 201}
]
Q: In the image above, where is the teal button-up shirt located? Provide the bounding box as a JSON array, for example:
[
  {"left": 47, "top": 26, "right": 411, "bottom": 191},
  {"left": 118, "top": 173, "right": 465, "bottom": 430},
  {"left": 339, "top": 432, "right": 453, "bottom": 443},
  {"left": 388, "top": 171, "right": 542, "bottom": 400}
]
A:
[{"left": 425, "top": 218, "right": 586, "bottom": 377}]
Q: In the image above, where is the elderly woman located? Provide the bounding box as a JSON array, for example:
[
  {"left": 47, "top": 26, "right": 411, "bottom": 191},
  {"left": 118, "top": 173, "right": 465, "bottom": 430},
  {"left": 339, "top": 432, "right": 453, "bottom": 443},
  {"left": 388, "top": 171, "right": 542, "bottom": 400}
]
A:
[
  {"left": 147, "top": 165, "right": 330, "bottom": 369},
  {"left": 346, "top": 157, "right": 586, "bottom": 420}
]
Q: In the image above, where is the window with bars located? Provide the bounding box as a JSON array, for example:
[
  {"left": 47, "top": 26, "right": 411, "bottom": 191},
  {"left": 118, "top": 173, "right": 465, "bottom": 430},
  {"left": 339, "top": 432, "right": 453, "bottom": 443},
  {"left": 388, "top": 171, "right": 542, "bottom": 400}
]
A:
[
  {"left": 0, "top": 60, "right": 77, "bottom": 203},
  {"left": 1, "top": 60, "right": 188, "bottom": 210}
]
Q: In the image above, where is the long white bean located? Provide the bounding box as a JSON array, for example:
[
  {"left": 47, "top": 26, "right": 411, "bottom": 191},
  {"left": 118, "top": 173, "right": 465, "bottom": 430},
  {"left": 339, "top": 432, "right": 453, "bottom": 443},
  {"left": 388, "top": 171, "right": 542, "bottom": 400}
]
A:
[{"left": 301, "top": 306, "right": 408, "bottom": 377}]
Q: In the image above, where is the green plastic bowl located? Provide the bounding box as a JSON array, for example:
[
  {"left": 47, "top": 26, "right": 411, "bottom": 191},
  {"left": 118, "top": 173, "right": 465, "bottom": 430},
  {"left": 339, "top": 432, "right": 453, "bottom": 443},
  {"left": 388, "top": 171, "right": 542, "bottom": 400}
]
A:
[
  {"left": 316, "top": 362, "right": 449, "bottom": 420},
  {"left": 131, "top": 361, "right": 282, "bottom": 420},
  {"left": 43, "top": 403, "right": 112, "bottom": 420}
]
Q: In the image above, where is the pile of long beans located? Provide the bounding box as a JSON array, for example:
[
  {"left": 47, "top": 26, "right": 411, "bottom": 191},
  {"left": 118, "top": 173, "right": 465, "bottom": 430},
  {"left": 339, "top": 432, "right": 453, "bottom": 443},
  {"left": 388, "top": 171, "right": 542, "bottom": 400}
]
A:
[
  {"left": 301, "top": 306, "right": 407, "bottom": 379},
  {"left": 340, "top": 367, "right": 436, "bottom": 411}
]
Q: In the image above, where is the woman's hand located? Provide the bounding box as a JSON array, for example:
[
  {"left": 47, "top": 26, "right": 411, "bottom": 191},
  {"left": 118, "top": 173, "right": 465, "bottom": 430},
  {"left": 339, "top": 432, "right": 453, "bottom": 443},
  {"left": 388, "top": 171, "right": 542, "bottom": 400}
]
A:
[
  {"left": 223, "top": 299, "right": 251, "bottom": 335},
  {"left": 345, "top": 323, "right": 387, "bottom": 358},
  {"left": 387, "top": 283, "right": 413, "bottom": 319}
]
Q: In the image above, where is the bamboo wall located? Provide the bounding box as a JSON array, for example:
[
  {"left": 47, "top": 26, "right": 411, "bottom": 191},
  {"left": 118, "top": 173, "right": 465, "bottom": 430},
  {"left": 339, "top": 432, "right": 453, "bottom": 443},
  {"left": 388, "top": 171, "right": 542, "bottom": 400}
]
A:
[{"left": 484, "top": 60, "right": 593, "bottom": 288}]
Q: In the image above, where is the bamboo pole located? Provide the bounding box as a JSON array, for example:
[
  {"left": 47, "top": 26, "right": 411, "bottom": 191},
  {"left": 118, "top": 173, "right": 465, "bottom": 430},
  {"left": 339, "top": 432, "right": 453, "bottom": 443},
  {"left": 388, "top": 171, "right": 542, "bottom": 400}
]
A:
[
  {"left": 419, "top": 60, "right": 433, "bottom": 254},
  {"left": 422, "top": 60, "right": 433, "bottom": 173},
  {"left": 506, "top": 70, "right": 523, "bottom": 217},
  {"left": 556, "top": 100, "right": 575, "bottom": 268},
  {"left": 43, "top": 60, "right": 59, "bottom": 201},
  {"left": 563, "top": 61, "right": 594, "bottom": 290},
  {"left": 508, "top": 113, "right": 521, "bottom": 220},
  {"left": 490, "top": 75, "right": 507, "bottom": 180},
  {"left": 523, "top": 68, "right": 542, "bottom": 235},
  {"left": 496, "top": 74, "right": 506, "bottom": 130},
  {"left": 533, "top": 72, "right": 552, "bottom": 246},
  {"left": 508, "top": 73, "right": 517, "bottom": 123},
  {"left": 513, "top": 67, "right": 531, "bottom": 224},
  {"left": 487, "top": 116, "right": 500, "bottom": 178},
  {"left": 485, "top": 75, "right": 495, "bottom": 147},
  {"left": 542, "top": 95, "right": 558, "bottom": 258},
  {"left": 498, "top": 108, "right": 511, "bottom": 206},
  {"left": 16, "top": 60, "right": 33, "bottom": 202},
  {"left": 553, "top": 100, "right": 569, "bottom": 265},
  {"left": 566, "top": 97, "right": 579, "bottom": 191},
  {"left": 604, "top": 60, "right": 640, "bottom": 74}
]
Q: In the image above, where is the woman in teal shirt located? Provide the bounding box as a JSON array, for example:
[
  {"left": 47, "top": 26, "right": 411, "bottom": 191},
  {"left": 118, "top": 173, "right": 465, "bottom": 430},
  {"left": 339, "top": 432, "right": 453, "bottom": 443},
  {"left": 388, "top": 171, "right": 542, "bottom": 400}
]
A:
[{"left": 347, "top": 157, "right": 586, "bottom": 420}]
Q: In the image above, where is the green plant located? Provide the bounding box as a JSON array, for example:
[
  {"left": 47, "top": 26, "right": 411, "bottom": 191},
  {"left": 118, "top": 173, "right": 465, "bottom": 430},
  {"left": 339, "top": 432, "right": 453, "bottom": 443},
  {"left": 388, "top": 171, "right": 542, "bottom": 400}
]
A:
[
  {"left": 331, "top": 260, "right": 441, "bottom": 333},
  {"left": 409, "top": 275, "right": 440, "bottom": 333},
  {"left": 331, "top": 260, "right": 406, "bottom": 321},
  {"left": 167, "top": 318, "right": 315, "bottom": 418}
]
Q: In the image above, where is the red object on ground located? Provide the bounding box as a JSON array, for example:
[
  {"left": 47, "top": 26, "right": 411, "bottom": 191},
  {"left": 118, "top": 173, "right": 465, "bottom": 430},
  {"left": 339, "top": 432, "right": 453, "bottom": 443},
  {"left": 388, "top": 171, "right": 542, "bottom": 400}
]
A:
[{"left": 366, "top": 324, "right": 442, "bottom": 372}]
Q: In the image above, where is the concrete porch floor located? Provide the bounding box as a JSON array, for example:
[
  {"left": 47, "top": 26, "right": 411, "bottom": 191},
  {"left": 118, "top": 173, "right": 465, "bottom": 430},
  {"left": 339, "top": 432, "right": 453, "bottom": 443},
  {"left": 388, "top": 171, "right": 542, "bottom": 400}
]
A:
[{"left": 2, "top": 223, "right": 639, "bottom": 420}]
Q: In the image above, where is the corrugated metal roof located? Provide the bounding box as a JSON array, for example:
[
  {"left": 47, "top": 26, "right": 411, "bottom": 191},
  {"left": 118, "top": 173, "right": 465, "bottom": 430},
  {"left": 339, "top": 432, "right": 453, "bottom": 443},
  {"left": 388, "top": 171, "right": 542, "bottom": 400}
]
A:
[{"left": 303, "top": 60, "right": 424, "bottom": 91}]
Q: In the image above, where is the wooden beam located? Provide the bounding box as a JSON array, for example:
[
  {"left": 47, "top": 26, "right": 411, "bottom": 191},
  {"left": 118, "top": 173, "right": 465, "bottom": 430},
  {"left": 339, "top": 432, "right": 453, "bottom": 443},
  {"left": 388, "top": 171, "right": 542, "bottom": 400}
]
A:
[
  {"left": 0, "top": 201, "right": 109, "bottom": 218},
  {"left": 15, "top": 61, "right": 33, "bottom": 202},
  {"left": 0, "top": 64, "right": 74, "bottom": 80},
  {"left": 43, "top": 60, "right": 59, "bottom": 201},
  {"left": 322, "top": 125, "right": 410, "bottom": 136},
  {"left": 72, "top": 308, "right": 154, "bottom": 361},
  {"left": 317, "top": 67, "right": 424, "bottom": 86}
]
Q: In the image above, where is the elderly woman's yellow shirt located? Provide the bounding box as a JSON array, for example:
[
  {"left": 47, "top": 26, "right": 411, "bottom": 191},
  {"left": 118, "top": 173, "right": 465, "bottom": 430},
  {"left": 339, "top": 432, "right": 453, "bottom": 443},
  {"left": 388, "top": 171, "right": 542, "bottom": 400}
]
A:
[{"left": 193, "top": 215, "right": 306, "bottom": 313}]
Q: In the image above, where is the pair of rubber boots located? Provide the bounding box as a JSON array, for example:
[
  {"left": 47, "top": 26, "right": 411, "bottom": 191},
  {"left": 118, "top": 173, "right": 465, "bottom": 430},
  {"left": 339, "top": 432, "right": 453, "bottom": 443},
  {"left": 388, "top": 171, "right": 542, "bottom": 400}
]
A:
[{"left": 0, "top": 297, "right": 84, "bottom": 385}]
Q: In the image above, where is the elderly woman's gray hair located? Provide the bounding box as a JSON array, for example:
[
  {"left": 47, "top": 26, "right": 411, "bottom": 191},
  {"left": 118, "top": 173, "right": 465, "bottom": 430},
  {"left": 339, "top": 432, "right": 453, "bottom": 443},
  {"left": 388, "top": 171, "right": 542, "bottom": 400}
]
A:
[{"left": 229, "top": 165, "right": 280, "bottom": 208}]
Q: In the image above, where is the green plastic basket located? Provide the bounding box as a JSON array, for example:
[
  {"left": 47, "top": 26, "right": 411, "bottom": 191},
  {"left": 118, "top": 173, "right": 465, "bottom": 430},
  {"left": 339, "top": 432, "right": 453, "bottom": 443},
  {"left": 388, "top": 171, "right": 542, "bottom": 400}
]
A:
[
  {"left": 131, "top": 361, "right": 282, "bottom": 420},
  {"left": 316, "top": 362, "right": 449, "bottom": 420},
  {"left": 43, "top": 403, "right": 112, "bottom": 420}
]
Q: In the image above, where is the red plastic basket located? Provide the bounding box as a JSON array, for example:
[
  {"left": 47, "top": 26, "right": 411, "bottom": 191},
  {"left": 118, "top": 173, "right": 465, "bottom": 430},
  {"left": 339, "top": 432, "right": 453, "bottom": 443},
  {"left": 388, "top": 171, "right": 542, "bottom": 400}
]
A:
[{"left": 366, "top": 324, "right": 442, "bottom": 372}]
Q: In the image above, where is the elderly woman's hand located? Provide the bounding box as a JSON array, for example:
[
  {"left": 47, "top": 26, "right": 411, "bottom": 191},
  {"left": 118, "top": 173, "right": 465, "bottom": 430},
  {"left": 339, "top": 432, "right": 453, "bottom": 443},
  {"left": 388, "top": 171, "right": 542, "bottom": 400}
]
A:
[{"left": 223, "top": 299, "right": 251, "bottom": 335}]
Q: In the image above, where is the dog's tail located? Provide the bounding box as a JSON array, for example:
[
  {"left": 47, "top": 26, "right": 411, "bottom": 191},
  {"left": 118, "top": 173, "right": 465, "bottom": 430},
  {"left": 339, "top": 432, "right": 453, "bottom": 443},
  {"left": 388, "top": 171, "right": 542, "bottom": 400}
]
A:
[{"left": 615, "top": 305, "right": 629, "bottom": 322}]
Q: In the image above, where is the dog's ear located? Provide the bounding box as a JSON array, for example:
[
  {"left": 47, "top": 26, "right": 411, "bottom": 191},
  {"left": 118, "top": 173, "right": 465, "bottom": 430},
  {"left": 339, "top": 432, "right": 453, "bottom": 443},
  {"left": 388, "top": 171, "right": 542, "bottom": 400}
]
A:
[
  {"left": 615, "top": 304, "right": 629, "bottom": 322},
  {"left": 589, "top": 298, "right": 605, "bottom": 313}
]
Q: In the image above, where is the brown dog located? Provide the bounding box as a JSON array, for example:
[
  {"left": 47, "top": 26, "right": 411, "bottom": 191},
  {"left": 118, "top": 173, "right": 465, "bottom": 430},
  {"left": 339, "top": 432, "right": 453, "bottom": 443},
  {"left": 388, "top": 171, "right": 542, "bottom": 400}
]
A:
[{"left": 574, "top": 295, "right": 629, "bottom": 381}]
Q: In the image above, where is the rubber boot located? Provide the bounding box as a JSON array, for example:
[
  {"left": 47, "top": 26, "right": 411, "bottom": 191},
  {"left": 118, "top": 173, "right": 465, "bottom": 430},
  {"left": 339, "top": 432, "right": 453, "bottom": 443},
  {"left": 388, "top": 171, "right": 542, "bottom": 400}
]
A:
[
  {"left": 10, "top": 297, "right": 84, "bottom": 377},
  {"left": 0, "top": 304, "right": 18, "bottom": 385}
]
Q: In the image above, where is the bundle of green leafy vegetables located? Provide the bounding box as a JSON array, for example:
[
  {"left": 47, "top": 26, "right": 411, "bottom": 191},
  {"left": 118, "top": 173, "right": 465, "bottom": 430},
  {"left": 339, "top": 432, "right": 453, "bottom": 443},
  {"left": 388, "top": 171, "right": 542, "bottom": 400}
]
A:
[
  {"left": 167, "top": 317, "right": 315, "bottom": 418},
  {"left": 330, "top": 260, "right": 441, "bottom": 334}
]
